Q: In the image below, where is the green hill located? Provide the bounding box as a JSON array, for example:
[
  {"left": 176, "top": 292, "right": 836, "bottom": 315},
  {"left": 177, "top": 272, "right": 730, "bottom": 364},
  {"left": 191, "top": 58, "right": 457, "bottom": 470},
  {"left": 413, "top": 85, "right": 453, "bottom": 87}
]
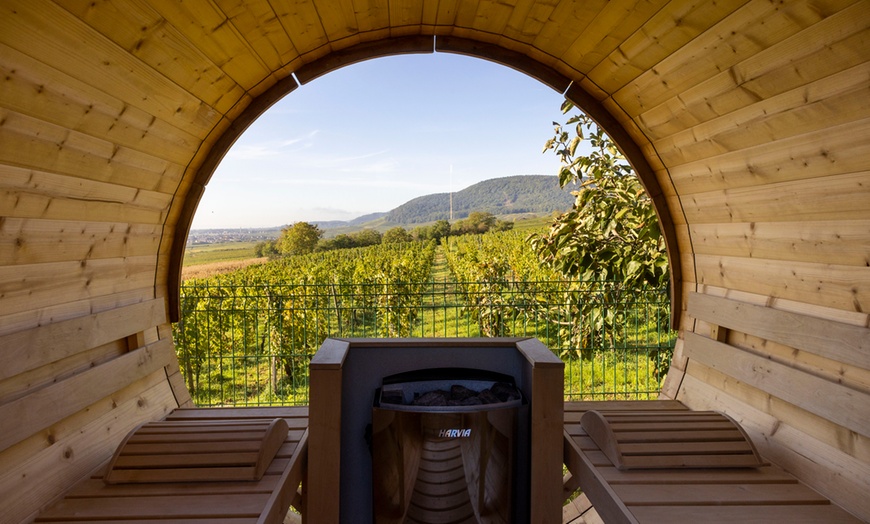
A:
[{"left": 385, "top": 175, "right": 573, "bottom": 224}]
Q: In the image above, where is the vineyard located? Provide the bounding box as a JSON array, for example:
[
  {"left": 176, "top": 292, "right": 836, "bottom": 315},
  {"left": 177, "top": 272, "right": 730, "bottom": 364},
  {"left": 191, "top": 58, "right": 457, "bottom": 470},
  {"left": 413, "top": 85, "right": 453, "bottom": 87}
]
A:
[{"left": 173, "top": 231, "right": 675, "bottom": 406}]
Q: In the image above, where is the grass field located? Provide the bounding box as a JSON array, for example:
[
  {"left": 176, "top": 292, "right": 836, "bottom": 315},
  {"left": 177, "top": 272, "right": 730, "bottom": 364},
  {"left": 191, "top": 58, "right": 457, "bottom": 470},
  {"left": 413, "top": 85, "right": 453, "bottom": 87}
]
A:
[{"left": 183, "top": 241, "right": 260, "bottom": 266}]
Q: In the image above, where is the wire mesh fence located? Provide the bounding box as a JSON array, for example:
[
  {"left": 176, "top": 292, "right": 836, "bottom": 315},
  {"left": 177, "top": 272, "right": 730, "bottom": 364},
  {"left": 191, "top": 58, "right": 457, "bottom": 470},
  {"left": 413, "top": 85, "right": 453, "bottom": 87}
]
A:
[{"left": 172, "top": 279, "right": 675, "bottom": 406}]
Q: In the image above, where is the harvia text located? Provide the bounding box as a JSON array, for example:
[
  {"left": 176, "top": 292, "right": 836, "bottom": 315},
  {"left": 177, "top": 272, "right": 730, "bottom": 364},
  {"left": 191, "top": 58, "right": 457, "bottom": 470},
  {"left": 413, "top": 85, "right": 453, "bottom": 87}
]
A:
[{"left": 438, "top": 429, "right": 472, "bottom": 438}]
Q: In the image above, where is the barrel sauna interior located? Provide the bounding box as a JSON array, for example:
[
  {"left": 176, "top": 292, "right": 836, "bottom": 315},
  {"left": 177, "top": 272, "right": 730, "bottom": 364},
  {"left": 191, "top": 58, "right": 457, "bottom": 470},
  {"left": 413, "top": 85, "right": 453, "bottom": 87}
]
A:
[{"left": 0, "top": 1, "right": 868, "bottom": 522}]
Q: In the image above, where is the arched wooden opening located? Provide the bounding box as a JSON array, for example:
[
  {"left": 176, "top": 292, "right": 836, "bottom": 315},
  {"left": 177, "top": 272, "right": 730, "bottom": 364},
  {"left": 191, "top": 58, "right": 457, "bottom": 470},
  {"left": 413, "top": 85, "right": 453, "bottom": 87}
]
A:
[
  {"left": 165, "top": 36, "right": 683, "bottom": 326},
  {"left": 1, "top": 1, "right": 868, "bottom": 521}
]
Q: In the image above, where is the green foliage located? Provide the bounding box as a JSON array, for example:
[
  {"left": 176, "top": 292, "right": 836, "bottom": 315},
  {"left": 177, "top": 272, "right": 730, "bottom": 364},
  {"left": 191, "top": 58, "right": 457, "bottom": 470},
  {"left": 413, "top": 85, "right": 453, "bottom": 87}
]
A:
[
  {"left": 445, "top": 229, "right": 559, "bottom": 338},
  {"left": 450, "top": 211, "right": 514, "bottom": 236},
  {"left": 382, "top": 226, "right": 413, "bottom": 243},
  {"left": 316, "top": 228, "right": 382, "bottom": 251},
  {"left": 412, "top": 220, "right": 451, "bottom": 243},
  {"left": 531, "top": 104, "right": 668, "bottom": 288},
  {"left": 527, "top": 103, "right": 671, "bottom": 371},
  {"left": 174, "top": 231, "right": 674, "bottom": 406},
  {"left": 254, "top": 239, "right": 279, "bottom": 258},
  {"left": 348, "top": 228, "right": 382, "bottom": 247},
  {"left": 444, "top": 229, "right": 673, "bottom": 378},
  {"left": 174, "top": 241, "right": 438, "bottom": 404},
  {"left": 278, "top": 222, "right": 323, "bottom": 256}
]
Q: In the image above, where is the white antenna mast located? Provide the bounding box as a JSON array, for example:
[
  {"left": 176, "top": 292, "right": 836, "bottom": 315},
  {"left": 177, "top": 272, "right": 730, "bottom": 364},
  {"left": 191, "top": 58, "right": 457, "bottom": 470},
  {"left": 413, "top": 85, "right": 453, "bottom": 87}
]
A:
[{"left": 449, "top": 164, "right": 453, "bottom": 222}]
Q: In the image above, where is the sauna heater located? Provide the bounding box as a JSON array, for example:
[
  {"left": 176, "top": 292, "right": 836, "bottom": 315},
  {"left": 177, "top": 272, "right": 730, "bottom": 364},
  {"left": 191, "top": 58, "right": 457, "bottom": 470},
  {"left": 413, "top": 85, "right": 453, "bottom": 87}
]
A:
[{"left": 371, "top": 368, "right": 524, "bottom": 523}]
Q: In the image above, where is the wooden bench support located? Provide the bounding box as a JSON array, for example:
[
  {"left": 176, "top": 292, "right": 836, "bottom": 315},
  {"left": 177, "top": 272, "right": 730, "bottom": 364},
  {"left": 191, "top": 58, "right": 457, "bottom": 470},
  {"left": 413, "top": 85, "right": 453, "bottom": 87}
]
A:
[{"left": 35, "top": 407, "right": 309, "bottom": 524}]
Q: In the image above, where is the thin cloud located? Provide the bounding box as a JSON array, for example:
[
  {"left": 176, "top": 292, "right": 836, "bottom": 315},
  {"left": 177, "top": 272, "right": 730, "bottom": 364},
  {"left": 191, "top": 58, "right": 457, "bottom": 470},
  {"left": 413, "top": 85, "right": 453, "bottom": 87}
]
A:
[
  {"left": 271, "top": 176, "right": 443, "bottom": 191},
  {"left": 226, "top": 131, "right": 319, "bottom": 159}
]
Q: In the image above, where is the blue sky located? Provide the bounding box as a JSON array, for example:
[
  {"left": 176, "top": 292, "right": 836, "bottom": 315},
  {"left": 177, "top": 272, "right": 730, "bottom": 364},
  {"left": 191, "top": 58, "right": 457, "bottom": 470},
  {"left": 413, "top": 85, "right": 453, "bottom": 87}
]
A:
[{"left": 192, "top": 52, "right": 570, "bottom": 229}]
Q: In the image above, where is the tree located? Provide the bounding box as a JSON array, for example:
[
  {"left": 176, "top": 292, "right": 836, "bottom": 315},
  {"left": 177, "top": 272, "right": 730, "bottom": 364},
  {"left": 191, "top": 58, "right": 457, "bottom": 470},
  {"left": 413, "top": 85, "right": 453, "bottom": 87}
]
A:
[
  {"left": 317, "top": 234, "right": 355, "bottom": 251},
  {"left": 278, "top": 222, "right": 322, "bottom": 256},
  {"left": 254, "top": 239, "right": 279, "bottom": 258},
  {"left": 451, "top": 211, "right": 514, "bottom": 236},
  {"left": 383, "top": 226, "right": 413, "bottom": 243},
  {"left": 413, "top": 220, "right": 451, "bottom": 243},
  {"left": 529, "top": 102, "right": 669, "bottom": 366},
  {"left": 530, "top": 102, "right": 668, "bottom": 288},
  {"left": 350, "top": 229, "right": 382, "bottom": 247}
]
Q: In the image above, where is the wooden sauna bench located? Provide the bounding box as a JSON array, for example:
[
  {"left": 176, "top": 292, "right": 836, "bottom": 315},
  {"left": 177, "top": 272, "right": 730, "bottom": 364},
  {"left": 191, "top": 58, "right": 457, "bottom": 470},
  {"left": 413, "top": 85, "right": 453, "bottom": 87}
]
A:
[
  {"left": 562, "top": 400, "right": 863, "bottom": 523},
  {"left": 35, "top": 406, "right": 309, "bottom": 524}
]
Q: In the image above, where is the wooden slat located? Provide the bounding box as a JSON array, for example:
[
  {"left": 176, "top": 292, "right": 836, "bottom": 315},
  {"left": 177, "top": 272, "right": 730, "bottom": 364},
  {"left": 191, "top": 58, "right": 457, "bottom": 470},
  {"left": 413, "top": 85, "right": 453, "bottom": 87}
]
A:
[
  {"left": 614, "top": 482, "right": 830, "bottom": 505},
  {"left": 0, "top": 42, "right": 198, "bottom": 164},
  {"left": 53, "top": 0, "right": 246, "bottom": 111},
  {"left": 668, "top": 118, "right": 870, "bottom": 196},
  {"left": 0, "top": 0, "right": 219, "bottom": 136},
  {"left": 0, "top": 298, "right": 166, "bottom": 380},
  {"left": 0, "top": 371, "right": 178, "bottom": 524},
  {"left": 36, "top": 493, "right": 273, "bottom": 520},
  {"left": 564, "top": 400, "right": 687, "bottom": 422},
  {"left": 0, "top": 256, "right": 157, "bottom": 319},
  {"left": 689, "top": 219, "right": 870, "bottom": 267},
  {"left": 580, "top": 410, "right": 763, "bottom": 470},
  {"left": 640, "top": 3, "right": 870, "bottom": 140},
  {"left": 214, "top": 0, "right": 299, "bottom": 70},
  {"left": 688, "top": 292, "right": 870, "bottom": 371},
  {"left": 615, "top": 0, "right": 858, "bottom": 115},
  {"left": 36, "top": 519, "right": 258, "bottom": 524},
  {"left": 256, "top": 427, "right": 308, "bottom": 524},
  {"left": 167, "top": 406, "right": 310, "bottom": 422},
  {"left": 564, "top": 430, "right": 639, "bottom": 524},
  {"left": 0, "top": 338, "right": 176, "bottom": 453},
  {"left": 0, "top": 218, "right": 161, "bottom": 266},
  {"left": 269, "top": 0, "right": 329, "bottom": 58},
  {"left": 65, "top": 475, "right": 281, "bottom": 498},
  {"left": 629, "top": 504, "right": 863, "bottom": 523},
  {"left": 587, "top": 0, "right": 747, "bottom": 94},
  {"left": 683, "top": 331, "right": 870, "bottom": 438},
  {"left": 596, "top": 465, "right": 799, "bottom": 485},
  {"left": 105, "top": 418, "right": 289, "bottom": 483},
  {"left": 680, "top": 343, "right": 870, "bottom": 465},
  {"left": 0, "top": 338, "right": 128, "bottom": 406},
  {"left": 652, "top": 61, "right": 870, "bottom": 168},
  {"left": 144, "top": 0, "right": 273, "bottom": 89},
  {"left": 0, "top": 113, "right": 182, "bottom": 195},
  {"left": 308, "top": 0, "right": 360, "bottom": 45},
  {"left": 561, "top": 0, "right": 666, "bottom": 75},
  {"left": 682, "top": 171, "right": 870, "bottom": 225},
  {"left": 694, "top": 253, "right": 870, "bottom": 314},
  {"left": 527, "top": 0, "right": 605, "bottom": 61}
]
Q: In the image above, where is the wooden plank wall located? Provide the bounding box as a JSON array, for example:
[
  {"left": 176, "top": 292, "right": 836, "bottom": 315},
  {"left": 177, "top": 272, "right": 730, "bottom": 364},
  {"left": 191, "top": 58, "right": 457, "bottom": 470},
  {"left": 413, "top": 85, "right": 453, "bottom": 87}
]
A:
[
  {"left": 0, "top": 1, "right": 218, "bottom": 520},
  {"left": 0, "top": 300, "right": 186, "bottom": 523},
  {"left": 617, "top": 1, "right": 870, "bottom": 519},
  {"left": 0, "top": 0, "right": 868, "bottom": 522},
  {"left": 679, "top": 292, "right": 870, "bottom": 519}
]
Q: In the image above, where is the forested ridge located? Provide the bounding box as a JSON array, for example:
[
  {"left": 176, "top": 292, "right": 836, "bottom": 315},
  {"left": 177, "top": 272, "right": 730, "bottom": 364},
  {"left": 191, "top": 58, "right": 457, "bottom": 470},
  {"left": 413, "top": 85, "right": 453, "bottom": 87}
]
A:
[{"left": 383, "top": 175, "right": 574, "bottom": 224}]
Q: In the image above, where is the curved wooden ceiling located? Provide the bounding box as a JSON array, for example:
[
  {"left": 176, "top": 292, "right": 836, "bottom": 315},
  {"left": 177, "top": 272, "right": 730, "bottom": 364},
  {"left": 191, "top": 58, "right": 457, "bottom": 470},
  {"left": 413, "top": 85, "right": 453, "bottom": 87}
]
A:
[{"left": 1, "top": 1, "right": 869, "bottom": 520}]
